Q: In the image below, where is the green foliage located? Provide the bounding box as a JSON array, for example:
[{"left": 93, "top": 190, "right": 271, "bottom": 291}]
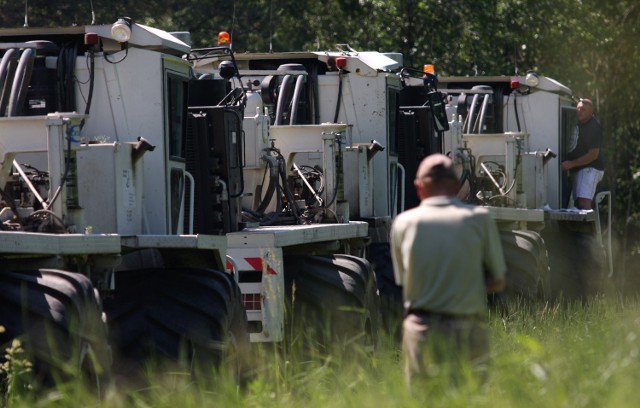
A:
[
  {"left": 1, "top": 337, "right": 34, "bottom": 406},
  {"left": 4, "top": 297, "right": 640, "bottom": 406},
  {"left": 539, "top": 1, "right": 640, "bottom": 265}
]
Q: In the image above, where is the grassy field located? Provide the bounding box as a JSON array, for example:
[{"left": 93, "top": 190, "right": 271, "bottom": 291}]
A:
[{"left": 3, "top": 295, "right": 640, "bottom": 407}]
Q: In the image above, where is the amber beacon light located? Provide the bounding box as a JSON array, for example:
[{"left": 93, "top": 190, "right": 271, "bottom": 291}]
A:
[
  {"left": 423, "top": 64, "right": 435, "bottom": 75},
  {"left": 218, "top": 31, "right": 231, "bottom": 46}
]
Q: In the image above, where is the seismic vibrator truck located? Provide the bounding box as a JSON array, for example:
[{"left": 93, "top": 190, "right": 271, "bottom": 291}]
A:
[
  {"left": 0, "top": 19, "right": 380, "bottom": 385},
  {"left": 0, "top": 18, "right": 609, "bottom": 385},
  {"left": 191, "top": 40, "right": 611, "bottom": 307}
]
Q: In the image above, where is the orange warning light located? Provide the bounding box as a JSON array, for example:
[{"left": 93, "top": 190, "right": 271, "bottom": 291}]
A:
[
  {"left": 218, "top": 31, "right": 231, "bottom": 46},
  {"left": 423, "top": 64, "right": 435, "bottom": 75}
]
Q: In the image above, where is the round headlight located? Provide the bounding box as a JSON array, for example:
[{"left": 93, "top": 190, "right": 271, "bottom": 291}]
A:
[
  {"left": 525, "top": 71, "right": 540, "bottom": 87},
  {"left": 111, "top": 18, "right": 132, "bottom": 43}
]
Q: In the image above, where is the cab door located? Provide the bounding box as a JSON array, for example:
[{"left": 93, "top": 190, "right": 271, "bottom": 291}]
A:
[{"left": 163, "top": 57, "right": 190, "bottom": 234}]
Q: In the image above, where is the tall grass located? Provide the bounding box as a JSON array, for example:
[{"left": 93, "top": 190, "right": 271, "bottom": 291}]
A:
[{"left": 3, "top": 295, "right": 640, "bottom": 407}]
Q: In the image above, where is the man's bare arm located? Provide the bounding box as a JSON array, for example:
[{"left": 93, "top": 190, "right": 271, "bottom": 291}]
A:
[
  {"left": 561, "top": 148, "right": 600, "bottom": 170},
  {"left": 486, "top": 277, "right": 506, "bottom": 294}
]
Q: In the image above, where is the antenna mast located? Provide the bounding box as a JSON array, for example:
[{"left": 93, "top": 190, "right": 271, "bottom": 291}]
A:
[
  {"left": 24, "top": 0, "right": 29, "bottom": 27},
  {"left": 89, "top": 0, "right": 96, "bottom": 24},
  {"left": 269, "top": 0, "right": 273, "bottom": 52}
]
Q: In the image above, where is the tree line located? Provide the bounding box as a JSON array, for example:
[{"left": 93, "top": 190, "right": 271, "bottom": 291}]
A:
[{"left": 2, "top": 0, "right": 640, "bottom": 281}]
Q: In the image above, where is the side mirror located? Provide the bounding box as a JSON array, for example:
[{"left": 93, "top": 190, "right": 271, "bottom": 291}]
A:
[{"left": 427, "top": 91, "right": 449, "bottom": 132}]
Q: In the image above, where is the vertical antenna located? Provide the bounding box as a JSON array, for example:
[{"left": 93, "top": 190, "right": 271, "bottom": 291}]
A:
[
  {"left": 269, "top": 0, "right": 273, "bottom": 53},
  {"left": 231, "top": 0, "right": 236, "bottom": 50},
  {"left": 24, "top": 0, "right": 29, "bottom": 27},
  {"left": 89, "top": 0, "right": 96, "bottom": 24}
]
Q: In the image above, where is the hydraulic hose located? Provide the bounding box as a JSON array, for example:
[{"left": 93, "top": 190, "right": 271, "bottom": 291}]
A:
[
  {"left": 290, "top": 74, "right": 305, "bottom": 125},
  {"left": 7, "top": 48, "right": 34, "bottom": 117},
  {"left": 467, "top": 93, "right": 480, "bottom": 133},
  {"left": 459, "top": 169, "right": 469, "bottom": 189},
  {"left": 256, "top": 154, "right": 279, "bottom": 214},
  {"left": 275, "top": 74, "right": 292, "bottom": 125},
  {"left": 0, "top": 48, "right": 17, "bottom": 116},
  {"left": 80, "top": 48, "right": 95, "bottom": 130},
  {"left": 333, "top": 69, "right": 343, "bottom": 123},
  {"left": 57, "top": 42, "right": 78, "bottom": 111},
  {"left": 478, "top": 94, "right": 490, "bottom": 134},
  {"left": 514, "top": 94, "right": 521, "bottom": 132}
]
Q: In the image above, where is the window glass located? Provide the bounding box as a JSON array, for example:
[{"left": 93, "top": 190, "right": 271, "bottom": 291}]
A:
[{"left": 167, "top": 75, "right": 187, "bottom": 159}]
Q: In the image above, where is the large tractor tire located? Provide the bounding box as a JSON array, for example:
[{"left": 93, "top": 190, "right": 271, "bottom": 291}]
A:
[
  {"left": 499, "top": 230, "right": 551, "bottom": 301},
  {"left": 0, "top": 269, "right": 111, "bottom": 393},
  {"left": 285, "top": 254, "right": 380, "bottom": 352},
  {"left": 104, "top": 267, "right": 249, "bottom": 382},
  {"left": 542, "top": 220, "right": 605, "bottom": 300},
  {"left": 367, "top": 242, "right": 403, "bottom": 338}
]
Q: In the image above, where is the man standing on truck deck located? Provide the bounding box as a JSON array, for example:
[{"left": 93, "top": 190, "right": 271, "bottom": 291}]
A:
[
  {"left": 390, "top": 153, "right": 506, "bottom": 389},
  {"left": 561, "top": 98, "right": 605, "bottom": 210}
]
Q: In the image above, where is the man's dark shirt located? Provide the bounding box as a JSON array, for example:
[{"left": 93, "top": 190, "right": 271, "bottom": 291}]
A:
[{"left": 568, "top": 116, "right": 604, "bottom": 171}]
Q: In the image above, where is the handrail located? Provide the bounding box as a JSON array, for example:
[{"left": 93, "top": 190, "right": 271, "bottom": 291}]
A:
[{"left": 184, "top": 170, "right": 195, "bottom": 234}]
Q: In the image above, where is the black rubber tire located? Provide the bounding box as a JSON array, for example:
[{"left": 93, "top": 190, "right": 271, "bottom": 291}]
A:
[
  {"left": 0, "top": 269, "right": 111, "bottom": 393},
  {"left": 366, "top": 242, "right": 403, "bottom": 338},
  {"left": 104, "top": 267, "right": 249, "bottom": 382},
  {"left": 542, "top": 220, "right": 605, "bottom": 300},
  {"left": 499, "top": 229, "right": 551, "bottom": 302},
  {"left": 285, "top": 254, "right": 380, "bottom": 352}
]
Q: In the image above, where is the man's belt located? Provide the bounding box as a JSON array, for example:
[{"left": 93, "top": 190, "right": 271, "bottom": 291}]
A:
[{"left": 405, "top": 309, "right": 481, "bottom": 321}]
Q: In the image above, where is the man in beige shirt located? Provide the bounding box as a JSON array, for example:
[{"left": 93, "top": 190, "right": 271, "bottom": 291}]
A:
[{"left": 390, "top": 153, "right": 506, "bottom": 388}]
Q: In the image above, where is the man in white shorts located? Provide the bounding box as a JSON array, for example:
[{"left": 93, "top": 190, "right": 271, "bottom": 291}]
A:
[{"left": 561, "top": 98, "right": 605, "bottom": 210}]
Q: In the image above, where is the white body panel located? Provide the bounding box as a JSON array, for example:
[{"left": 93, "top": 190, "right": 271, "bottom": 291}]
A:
[
  {"left": 74, "top": 49, "right": 191, "bottom": 234},
  {"left": 502, "top": 91, "right": 567, "bottom": 208},
  {"left": 198, "top": 53, "right": 401, "bottom": 220},
  {"left": 227, "top": 222, "right": 368, "bottom": 342},
  {"left": 229, "top": 247, "right": 284, "bottom": 342},
  {"left": 74, "top": 142, "right": 143, "bottom": 235},
  {"left": 0, "top": 231, "right": 121, "bottom": 255},
  {"left": 440, "top": 76, "right": 574, "bottom": 211},
  {"left": 316, "top": 73, "right": 401, "bottom": 216},
  {"left": 0, "top": 23, "right": 223, "bottom": 272}
]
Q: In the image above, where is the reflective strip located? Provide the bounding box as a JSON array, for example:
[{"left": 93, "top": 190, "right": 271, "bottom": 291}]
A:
[{"left": 244, "top": 257, "right": 277, "bottom": 275}]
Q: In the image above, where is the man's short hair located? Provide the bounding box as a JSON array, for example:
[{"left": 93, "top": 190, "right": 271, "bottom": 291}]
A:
[
  {"left": 416, "top": 153, "right": 458, "bottom": 182},
  {"left": 579, "top": 98, "right": 593, "bottom": 107}
]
